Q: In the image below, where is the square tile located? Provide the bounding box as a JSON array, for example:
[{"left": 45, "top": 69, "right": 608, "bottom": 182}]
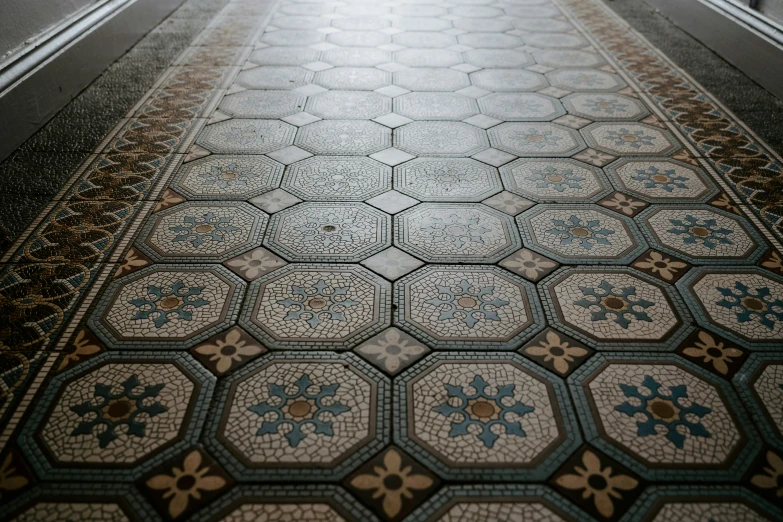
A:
[
  {"left": 224, "top": 246, "right": 287, "bottom": 281},
  {"left": 462, "top": 114, "right": 501, "bottom": 129},
  {"left": 354, "top": 327, "right": 429, "bottom": 375},
  {"left": 451, "top": 63, "right": 481, "bottom": 73},
  {"left": 190, "top": 326, "right": 267, "bottom": 375},
  {"left": 367, "top": 190, "right": 419, "bottom": 214},
  {"left": 527, "top": 64, "right": 554, "bottom": 74},
  {"left": 455, "top": 86, "right": 491, "bottom": 98},
  {"left": 520, "top": 328, "right": 593, "bottom": 377},
  {"left": 370, "top": 147, "right": 415, "bottom": 166},
  {"left": 360, "top": 246, "right": 424, "bottom": 280},
  {"left": 266, "top": 145, "right": 313, "bottom": 165},
  {"left": 375, "top": 85, "right": 411, "bottom": 98},
  {"left": 303, "top": 61, "right": 334, "bottom": 72},
  {"left": 572, "top": 147, "right": 616, "bottom": 167},
  {"left": 250, "top": 188, "right": 302, "bottom": 213},
  {"left": 377, "top": 62, "right": 409, "bottom": 73},
  {"left": 373, "top": 113, "right": 413, "bottom": 129},
  {"left": 499, "top": 248, "right": 558, "bottom": 282},
  {"left": 537, "top": 86, "right": 572, "bottom": 98},
  {"left": 481, "top": 191, "right": 534, "bottom": 215},
  {"left": 281, "top": 112, "right": 322, "bottom": 127},
  {"left": 553, "top": 115, "right": 592, "bottom": 129},
  {"left": 295, "top": 84, "right": 329, "bottom": 96},
  {"left": 471, "top": 148, "right": 516, "bottom": 167}
]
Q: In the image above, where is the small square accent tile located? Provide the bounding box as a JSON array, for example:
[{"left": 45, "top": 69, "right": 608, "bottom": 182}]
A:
[
  {"left": 184, "top": 144, "right": 211, "bottom": 163},
  {"left": 456, "top": 86, "right": 491, "bottom": 99},
  {"left": 572, "top": 147, "right": 616, "bottom": 167},
  {"left": 675, "top": 329, "right": 748, "bottom": 379},
  {"left": 471, "top": 148, "right": 516, "bottom": 167},
  {"left": 377, "top": 62, "right": 409, "bottom": 73},
  {"left": 281, "top": 112, "right": 322, "bottom": 127},
  {"left": 451, "top": 63, "right": 481, "bottom": 73},
  {"left": 191, "top": 326, "right": 267, "bottom": 376},
  {"left": 671, "top": 149, "right": 700, "bottom": 166},
  {"left": 598, "top": 191, "right": 648, "bottom": 216},
  {"left": 250, "top": 188, "right": 302, "bottom": 213},
  {"left": 208, "top": 110, "right": 231, "bottom": 125},
  {"left": 759, "top": 250, "right": 783, "bottom": 275},
  {"left": 521, "top": 328, "right": 593, "bottom": 377},
  {"left": 537, "top": 86, "right": 571, "bottom": 98},
  {"left": 303, "top": 61, "right": 334, "bottom": 72},
  {"left": 373, "top": 113, "right": 413, "bottom": 129},
  {"left": 631, "top": 250, "right": 690, "bottom": 283},
  {"left": 462, "top": 114, "right": 501, "bottom": 129},
  {"left": 57, "top": 328, "right": 106, "bottom": 373},
  {"left": 710, "top": 192, "right": 742, "bottom": 215},
  {"left": 154, "top": 189, "right": 186, "bottom": 213},
  {"left": 361, "top": 246, "right": 424, "bottom": 280},
  {"left": 481, "top": 191, "right": 534, "bottom": 215},
  {"left": 354, "top": 327, "right": 429, "bottom": 375},
  {"left": 367, "top": 190, "right": 419, "bottom": 214},
  {"left": 640, "top": 114, "right": 666, "bottom": 128},
  {"left": 375, "top": 85, "right": 411, "bottom": 98},
  {"left": 370, "top": 147, "right": 415, "bottom": 166},
  {"left": 295, "top": 84, "right": 328, "bottom": 96},
  {"left": 240, "top": 61, "right": 259, "bottom": 71},
  {"left": 224, "top": 246, "right": 287, "bottom": 281},
  {"left": 310, "top": 42, "right": 338, "bottom": 51},
  {"left": 226, "top": 84, "right": 247, "bottom": 95},
  {"left": 527, "top": 64, "right": 555, "bottom": 74},
  {"left": 553, "top": 115, "right": 592, "bottom": 129},
  {"left": 266, "top": 145, "right": 313, "bottom": 165},
  {"left": 499, "top": 248, "right": 558, "bottom": 282},
  {"left": 114, "top": 247, "right": 152, "bottom": 279}
]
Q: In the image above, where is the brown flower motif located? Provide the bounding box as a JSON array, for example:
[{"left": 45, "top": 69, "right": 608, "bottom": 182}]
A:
[
  {"left": 58, "top": 330, "right": 103, "bottom": 372},
  {"left": 761, "top": 251, "right": 783, "bottom": 274},
  {"left": 224, "top": 248, "right": 285, "bottom": 280},
  {"left": 500, "top": 249, "right": 557, "bottom": 281},
  {"left": 146, "top": 450, "right": 227, "bottom": 519},
  {"left": 681, "top": 331, "right": 743, "bottom": 375},
  {"left": 711, "top": 193, "right": 740, "bottom": 215},
  {"left": 193, "top": 328, "right": 264, "bottom": 374},
  {"left": 634, "top": 251, "right": 687, "bottom": 281},
  {"left": 0, "top": 453, "right": 29, "bottom": 500},
  {"left": 349, "top": 448, "right": 434, "bottom": 519},
  {"left": 601, "top": 193, "right": 645, "bottom": 216},
  {"left": 525, "top": 331, "right": 588, "bottom": 375},
  {"left": 115, "top": 248, "right": 150, "bottom": 278},
  {"left": 555, "top": 450, "right": 638, "bottom": 518},
  {"left": 154, "top": 189, "right": 185, "bottom": 213},
  {"left": 751, "top": 450, "right": 783, "bottom": 498}
]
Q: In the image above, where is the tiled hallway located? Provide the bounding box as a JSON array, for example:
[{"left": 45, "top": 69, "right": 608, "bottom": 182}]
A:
[{"left": 2, "top": 0, "right": 783, "bottom": 520}]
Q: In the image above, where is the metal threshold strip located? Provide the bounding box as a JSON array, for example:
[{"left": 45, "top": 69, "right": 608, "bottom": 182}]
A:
[{"left": 703, "top": 0, "right": 783, "bottom": 46}]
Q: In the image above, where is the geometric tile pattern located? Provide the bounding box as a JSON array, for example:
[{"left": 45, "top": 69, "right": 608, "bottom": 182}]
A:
[{"left": 4, "top": 0, "right": 783, "bottom": 519}]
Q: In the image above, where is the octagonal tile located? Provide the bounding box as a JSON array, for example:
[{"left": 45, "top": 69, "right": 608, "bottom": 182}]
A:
[
  {"left": 735, "top": 353, "right": 783, "bottom": 450},
  {"left": 521, "top": 32, "right": 590, "bottom": 49},
  {"left": 562, "top": 93, "right": 649, "bottom": 122},
  {"left": 394, "top": 265, "right": 545, "bottom": 349},
  {"left": 546, "top": 68, "right": 626, "bottom": 92},
  {"left": 205, "top": 352, "right": 389, "bottom": 481},
  {"left": 394, "top": 49, "right": 464, "bottom": 68},
  {"left": 464, "top": 49, "right": 534, "bottom": 69},
  {"left": 240, "top": 264, "right": 390, "bottom": 349},
  {"left": 533, "top": 49, "right": 605, "bottom": 68},
  {"left": 470, "top": 69, "right": 548, "bottom": 92},
  {"left": 454, "top": 19, "right": 515, "bottom": 32},
  {"left": 171, "top": 155, "right": 283, "bottom": 200},
  {"left": 582, "top": 123, "right": 681, "bottom": 156},
  {"left": 249, "top": 47, "right": 320, "bottom": 66},
  {"left": 333, "top": 17, "right": 391, "bottom": 31},
  {"left": 136, "top": 202, "right": 268, "bottom": 262},
  {"left": 394, "top": 17, "right": 452, "bottom": 32},
  {"left": 394, "top": 92, "right": 479, "bottom": 121},
  {"left": 264, "top": 202, "right": 390, "bottom": 262},
  {"left": 236, "top": 66, "right": 314, "bottom": 90},
  {"left": 451, "top": 5, "right": 505, "bottom": 17},
  {"left": 570, "top": 354, "right": 758, "bottom": 481},
  {"left": 395, "top": 121, "right": 489, "bottom": 157},
  {"left": 395, "top": 203, "right": 520, "bottom": 263},
  {"left": 18, "top": 352, "right": 212, "bottom": 481},
  {"left": 540, "top": 267, "right": 691, "bottom": 350},
  {"left": 512, "top": 18, "right": 574, "bottom": 32},
  {"left": 197, "top": 120, "right": 296, "bottom": 154},
  {"left": 623, "top": 487, "right": 782, "bottom": 522},
  {"left": 488, "top": 122, "right": 585, "bottom": 157},
  {"left": 394, "top": 158, "right": 501, "bottom": 202},
  {"left": 500, "top": 158, "right": 611, "bottom": 203},
  {"left": 218, "top": 90, "right": 307, "bottom": 119},
  {"left": 677, "top": 267, "right": 783, "bottom": 348},
  {"left": 321, "top": 47, "right": 392, "bottom": 67},
  {"left": 327, "top": 31, "right": 390, "bottom": 48},
  {"left": 260, "top": 29, "right": 325, "bottom": 46},
  {"left": 478, "top": 93, "right": 565, "bottom": 121},
  {"left": 637, "top": 205, "right": 765, "bottom": 265},
  {"left": 294, "top": 120, "right": 391, "bottom": 155},
  {"left": 458, "top": 33, "right": 523, "bottom": 49},
  {"left": 282, "top": 156, "right": 391, "bottom": 201},
  {"left": 604, "top": 158, "right": 719, "bottom": 203},
  {"left": 393, "top": 32, "right": 457, "bottom": 48},
  {"left": 314, "top": 67, "right": 392, "bottom": 90},
  {"left": 89, "top": 264, "right": 245, "bottom": 349},
  {"left": 394, "top": 352, "right": 580, "bottom": 480},
  {"left": 517, "top": 204, "right": 647, "bottom": 264},
  {"left": 394, "top": 68, "right": 471, "bottom": 92},
  {"left": 305, "top": 91, "right": 391, "bottom": 120}
]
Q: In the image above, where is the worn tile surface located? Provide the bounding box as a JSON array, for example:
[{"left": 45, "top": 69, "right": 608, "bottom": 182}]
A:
[{"left": 2, "top": 0, "right": 783, "bottom": 519}]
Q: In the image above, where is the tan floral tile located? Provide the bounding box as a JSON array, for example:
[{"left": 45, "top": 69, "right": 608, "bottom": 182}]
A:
[
  {"left": 0, "top": 450, "right": 32, "bottom": 503},
  {"left": 223, "top": 246, "right": 286, "bottom": 281},
  {"left": 675, "top": 329, "right": 747, "bottom": 379},
  {"left": 598, "top": 191, "right": 647, "bottom": 216},
  {"left": 354, "top": 327, "right": 429, "bottom": 375},
  {"left": 499, "top": 248, "right": 559, "bottom": 282},
  {"left": 710, "top": 192, "right": 741, "bottom": 215},
  {"left": 56, "top": 329, "right": 106, "bottom": 373},
  {"left": 190, "top": 326, "right": 266, "bottom": 375},
  {"left": 632, "top": 249, "right": 691, "bottom": 283},
  {"left": 114, "top": 247, "right": 152, "bottom": 279},
  {"left": 759, "top": 250, "right": 783, "bottom": 276},
  {"left": 520, "top": 328, "right": 592, "bottom": 377},
  {"left": 154, "top": 189, "right": 186, "bottom": 213},
  {"left": 749, "top": 449, "right": 783, "bottom": 500}
]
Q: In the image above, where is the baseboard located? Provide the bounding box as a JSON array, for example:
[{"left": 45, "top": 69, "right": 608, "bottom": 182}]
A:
[
  {"left": 0, "top": 0, "right": 185, "bottom": 162},
  {"left": 639, "top": 0, "right": 783, "bottom": 100}
]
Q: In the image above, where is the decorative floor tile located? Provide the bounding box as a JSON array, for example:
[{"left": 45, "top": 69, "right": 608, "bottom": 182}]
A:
[
  {"left": 481, "top": 190, "right": 535, "bottom": 215},
  {"left": 264, "top": 201, "right": 391, "bottom": 262},
  {"left": 570, "top": 353, "right": 759, "bottom": 481},
  {"left": 190, "top": 326, "right": 266, "bottom": 376},
  {"left": 392, "top": 68, "right": 470, "bottom": 92},
  {"left": 735, "top": 353, "right": 783, "bottom": 451},
  {"left": 314, "top": 67, "right": 392, "bottom": 90},
  {"left": 224, "top": 246, "right": 287, "bottom": 282},
  {"left": 282, "top": 155, "right": 391, "bottom": 201},
  {"left": 394, "top": 158, "right": 502, "bottom": 202},
  {"left": 17, "top": 352, "right": 213, "bottom": 481},
  {"left": 563, "top": 93, "right": 649, "bottom": 122},
  {"left": 395, "top": 203, "right": 521, "bottom": 263},
  {"left": 394, "top": 352, "right": 581, "bottom": 480},
  {"left": 204, "top": 352, "right": 389, "bottom": 481},
  {"left": 321, "top": 47, "right": 392, "bottom": 67},
  {"left": 395, "top": 121, "right": 489, "bottom": 158},
  {"left": 354, "top": 327, "right": 430, "bottom": 375},
  {"left": 171, "top": 155, "right": 283, "bottom": 200},
  {"left": 488, "top": 122, "right": 586, "bottom": 157},
  {"left": 197, "top": 120, "right": 296, "bottom": 154},
  {"left": 136, "top": 202, "right": 268, "bottom": 262},
  {"left": 327, "top": 31, "right": 391, "bottom": 48},
  {"left": 521, "top": 328, "right": 593, "bottom": 377},
  {"left": 394, "top": 265, "right": 545, "bottom": 349},
  {"left": 89, "top": 264, "right": 245, "bottom": 349},
  {"left": 517, "top": 204, "right": 647, "bottom": 265},
  {"left": 546, "top": 68, "right": 626, "bottom": 92},
  {"left": 248, "top": 46, "right": 320, "bottom": 65},
  {"left": 478, "top": 93, "right": 565, "bottom": 122},
  {"left": 637, "top": 205, "right": 765, "bottom": 265},
  {"left": 394, "top": 92, "right": 479, "bottom": 121},
  {"left": 540, "top": 267, "right": 692, "bottom": 350},
  {"left": 676, "top": 329, "right": 748, "bottom": 378},
  {"left": 582, "top": 122, "right": 681, "bottom": 156},
  {"left": 533, "top": 49, "right": 605, "bottom": 68},
  {"left": 678, "top": 267, "right": 783, "bottom": 348},
  {"left": 394, "top": 49, "right": 464, "bottom": 68},
  {"left": 500, "top": 158, "right": 611, "bottom": 203},
  {"left": 367, "top": 190, "right": 420, "bottom": 214},
  {"left": 470, "top": 69, "right": 548, "bottom": 92},
  {"left": 522, "top": 31, "right": 590, "bottom": 48},
  {"left": 260, "top": 29, "right": 325, "bottom": 47},
  {"left": 240, "top": 264, "right": 390, "bottom": 349},
  {"left": 604, "top": 157, "right": 718, "bottom": 203},
  {"left": 499, "top": 248, "right": 560, "bottom": 283},
  {"left": 458, "top": 33, "right": 522, "bottom": 49},
  {"left": 305, "top": 90, "right": 392, "bottom": 120},
  {"left": 249, "top": 188, "right": 301, "bottom": 213},
  {"left": 294, "top": 120, "right": 392, "bottom": 155},
  {"left": 360, "top": 246, "right": 425, "bottom": 281},
  {"left": 218, "top": 90, "right": 306, "bottom": 119},
  {"left": 632, "top": 249, "right": 691, "bottom": 283},
  {"left": 235, "top": 65, "right": 314, "bottom": 89}
]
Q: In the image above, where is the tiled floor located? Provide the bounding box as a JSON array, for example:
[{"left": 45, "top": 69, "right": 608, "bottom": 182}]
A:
[{"left": 1, "top": 0, "right": 783, "bottom": 519}]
